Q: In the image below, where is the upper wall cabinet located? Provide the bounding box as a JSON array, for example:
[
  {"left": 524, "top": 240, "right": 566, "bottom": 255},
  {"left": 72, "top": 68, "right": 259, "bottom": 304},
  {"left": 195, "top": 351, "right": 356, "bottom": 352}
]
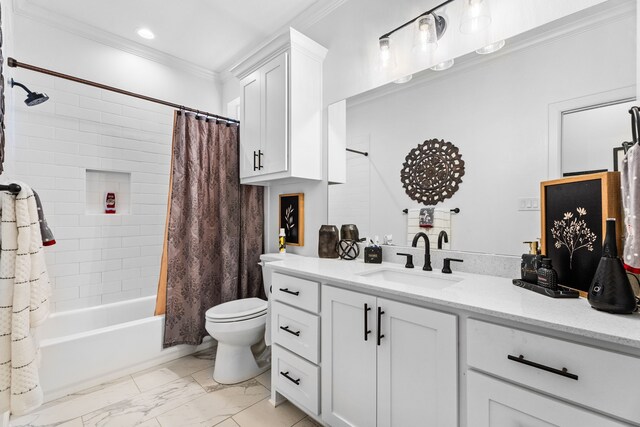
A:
[{"left": 233, "top": 28, "right": 328, "bottom": 185}]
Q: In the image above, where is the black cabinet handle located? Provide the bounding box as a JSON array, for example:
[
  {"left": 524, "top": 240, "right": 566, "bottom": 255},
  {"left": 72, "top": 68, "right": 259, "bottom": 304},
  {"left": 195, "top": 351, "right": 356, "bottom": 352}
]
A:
[
  {"left": 280, "top": 371, "right": 300, "bottom": 385},
  {"left": 364, "top": 303, "right": 372, "bottom": 341},
  {"left": 258, "top": 150, "right": 264, "bottom": 170},
  {"left": 279, "top": 288, "right": 300, "bottom": 296},
  {"left": 253, "top": 150, "right": 258, "bottom": 171},
  {"left": 377, "top": 306, "right": 385, "bottom": 346},
  {"left": 507, "top": 354, "right": 578, "bottom": 380},
  {"left": 280, "top": 325, "right": 300, "bottom": 336}
]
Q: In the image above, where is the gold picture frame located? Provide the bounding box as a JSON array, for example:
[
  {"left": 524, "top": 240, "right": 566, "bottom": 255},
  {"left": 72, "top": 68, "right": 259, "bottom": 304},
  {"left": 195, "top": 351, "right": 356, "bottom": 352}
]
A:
[{"left": 279, "top": 193, "right": 304, "bottom": 246}]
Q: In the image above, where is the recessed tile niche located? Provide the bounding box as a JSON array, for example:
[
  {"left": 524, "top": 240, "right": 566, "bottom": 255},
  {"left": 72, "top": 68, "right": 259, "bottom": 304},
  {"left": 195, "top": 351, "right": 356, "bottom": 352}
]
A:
[{"left": 85, "top": 169, "right": 131, "bottom": 215}]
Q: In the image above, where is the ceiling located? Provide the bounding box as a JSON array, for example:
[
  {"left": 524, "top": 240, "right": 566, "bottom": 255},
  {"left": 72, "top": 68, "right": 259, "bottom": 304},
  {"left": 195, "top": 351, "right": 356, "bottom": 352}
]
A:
[{"left": 20, "top": 0, "right": 327, "bottom": 73}]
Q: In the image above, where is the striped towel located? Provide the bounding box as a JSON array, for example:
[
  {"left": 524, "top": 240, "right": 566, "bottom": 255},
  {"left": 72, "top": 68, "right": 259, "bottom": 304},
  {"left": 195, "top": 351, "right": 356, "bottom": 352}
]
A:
[{"left": 0, "top": 183, "right": 51, "bottom": 416}]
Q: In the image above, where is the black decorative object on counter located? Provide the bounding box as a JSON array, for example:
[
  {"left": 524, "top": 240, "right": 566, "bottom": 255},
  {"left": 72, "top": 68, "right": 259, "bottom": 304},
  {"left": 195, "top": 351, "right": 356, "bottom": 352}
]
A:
[
  {"left": 337, "top": 239, "right": 360, "bottom": 260},
  {"left": 340, "top": 224, "right": 360, "bottom": 241},
  {"left": 512, "top": 279, "right": 579, "bottom": 299},
  {"left": 318, "top": 225, "right": 339, "bottom": 259},
  {"left": 400, "top": 139, "right": 465, "bottom": 205},
  {"left": 365, "top": 245, "right": 382, "bottom": 264},
  {"left": 588, "top": 219, "right": 637, "bottom": 314}
]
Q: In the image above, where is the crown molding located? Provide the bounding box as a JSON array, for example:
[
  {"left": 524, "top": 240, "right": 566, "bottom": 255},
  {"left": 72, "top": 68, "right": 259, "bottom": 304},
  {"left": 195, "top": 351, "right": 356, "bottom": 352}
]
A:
[
  {"left": 11, "top": 0, "right": 220, "bottom": 81},
  {"left": 347, "top": 0, "right": 635, "bottom": 108},
  {"left": 225, "top": 0, "right": 347, "bottom": 76}
]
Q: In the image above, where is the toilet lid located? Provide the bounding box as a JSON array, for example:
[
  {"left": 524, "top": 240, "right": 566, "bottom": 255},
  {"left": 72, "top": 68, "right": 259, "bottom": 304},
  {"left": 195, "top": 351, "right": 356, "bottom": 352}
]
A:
[{"left": 205, "top": 298, "right": 267, "bottom": 321}]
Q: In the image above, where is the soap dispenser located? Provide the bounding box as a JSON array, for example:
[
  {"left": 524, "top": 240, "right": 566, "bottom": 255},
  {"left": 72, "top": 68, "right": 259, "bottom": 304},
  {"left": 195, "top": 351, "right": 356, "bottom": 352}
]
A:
[{"left": 588, "top": 218, "right": 637, "bottom": 314}]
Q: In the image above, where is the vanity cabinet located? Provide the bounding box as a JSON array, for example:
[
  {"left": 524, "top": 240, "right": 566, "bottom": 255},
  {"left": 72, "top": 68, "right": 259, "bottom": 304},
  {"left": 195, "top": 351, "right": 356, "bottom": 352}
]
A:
[
  {"left": 321, "top": 285, "right": 458, "bottom": 427},
  {"left": 467, "top": 371, "right": 628, "bottom": 427},
  {"left": 235, "top": 28, "right": 327, "bottom": 185},
  {"left": 270, "top": 273, "right": 322, "bottom": 416}
]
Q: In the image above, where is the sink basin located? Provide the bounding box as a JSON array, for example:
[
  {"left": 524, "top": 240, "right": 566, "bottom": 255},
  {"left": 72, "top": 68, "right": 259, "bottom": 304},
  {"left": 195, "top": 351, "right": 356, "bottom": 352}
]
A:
[{"left": 358, "top": 268, "right": 462, "bottom": 289}]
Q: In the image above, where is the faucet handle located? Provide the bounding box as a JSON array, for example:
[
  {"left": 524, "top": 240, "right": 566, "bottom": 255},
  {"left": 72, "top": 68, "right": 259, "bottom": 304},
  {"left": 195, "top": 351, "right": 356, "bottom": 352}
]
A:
[
  {"left": 397, "top": 253, "right": 414, "bottom": 269},
  {"left": 442, "top": 258, "right": 463, "bottom": 274}
]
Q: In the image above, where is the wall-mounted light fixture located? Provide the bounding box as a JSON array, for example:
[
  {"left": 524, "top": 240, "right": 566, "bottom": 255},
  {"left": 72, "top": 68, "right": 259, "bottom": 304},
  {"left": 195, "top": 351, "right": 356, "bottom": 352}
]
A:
[{"left": 378, "top": 0, "right": 495, "bottom": 72}]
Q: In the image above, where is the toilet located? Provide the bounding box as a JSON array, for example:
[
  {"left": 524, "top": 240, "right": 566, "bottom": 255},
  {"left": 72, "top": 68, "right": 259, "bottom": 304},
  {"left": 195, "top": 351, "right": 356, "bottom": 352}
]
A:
[{"left": 205, "top": 253, "right": 286, "bottom": 384}]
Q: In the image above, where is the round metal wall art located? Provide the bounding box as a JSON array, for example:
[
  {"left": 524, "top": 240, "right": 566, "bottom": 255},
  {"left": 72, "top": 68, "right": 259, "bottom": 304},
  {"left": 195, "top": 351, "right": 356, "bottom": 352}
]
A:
[{"left": 400, "top": 139, "right": 465, "bottom": 205}]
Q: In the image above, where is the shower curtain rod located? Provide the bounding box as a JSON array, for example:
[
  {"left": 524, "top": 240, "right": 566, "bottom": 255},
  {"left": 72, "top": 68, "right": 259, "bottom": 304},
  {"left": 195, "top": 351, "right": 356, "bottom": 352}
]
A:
[{"left": 7, "top": 57, "right": 240, "bottom": 124}]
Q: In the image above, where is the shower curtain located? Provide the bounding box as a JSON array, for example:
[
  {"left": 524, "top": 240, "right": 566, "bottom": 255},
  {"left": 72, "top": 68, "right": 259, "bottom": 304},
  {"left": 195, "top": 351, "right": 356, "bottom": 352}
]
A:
[{"left": 155, "top": 111, "right": 264, "bottom": 348}]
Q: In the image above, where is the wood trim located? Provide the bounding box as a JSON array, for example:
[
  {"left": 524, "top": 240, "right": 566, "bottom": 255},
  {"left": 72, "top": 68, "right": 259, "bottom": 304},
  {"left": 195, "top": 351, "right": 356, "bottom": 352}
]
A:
[
  {"left": 540, "top": 171, "right": 622, "bottom": 297},
  {"left": 279, "top": 193, "right": 305, "bottom": 247}
]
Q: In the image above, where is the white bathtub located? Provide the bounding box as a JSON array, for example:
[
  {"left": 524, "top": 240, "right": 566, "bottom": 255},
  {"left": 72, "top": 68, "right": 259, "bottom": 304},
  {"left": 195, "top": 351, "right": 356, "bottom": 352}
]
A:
[{"left": 37, "top": 295, "right": 213, "bottom": 402}]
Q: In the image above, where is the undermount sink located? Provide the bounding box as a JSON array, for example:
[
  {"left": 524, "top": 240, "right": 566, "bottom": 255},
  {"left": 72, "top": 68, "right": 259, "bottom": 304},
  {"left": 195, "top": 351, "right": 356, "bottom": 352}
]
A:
[{"left": 358, "top": 268, "right": 462, "bottom": 289}]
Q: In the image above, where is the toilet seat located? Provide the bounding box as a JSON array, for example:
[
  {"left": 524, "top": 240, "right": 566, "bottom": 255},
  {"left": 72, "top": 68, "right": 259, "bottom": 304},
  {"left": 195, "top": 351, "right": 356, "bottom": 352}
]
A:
[{"left": 205, "top": 298, "right": 267, "bottom": 323}]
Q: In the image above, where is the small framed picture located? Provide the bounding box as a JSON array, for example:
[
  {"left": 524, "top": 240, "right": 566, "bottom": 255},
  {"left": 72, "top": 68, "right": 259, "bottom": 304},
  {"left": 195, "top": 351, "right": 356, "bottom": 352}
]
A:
[
  {"left": 279, "top": 193, "right": 304, "bottom": 246},
  {"left": 541, "top": 172, "right": 621, "bottom": 294}
]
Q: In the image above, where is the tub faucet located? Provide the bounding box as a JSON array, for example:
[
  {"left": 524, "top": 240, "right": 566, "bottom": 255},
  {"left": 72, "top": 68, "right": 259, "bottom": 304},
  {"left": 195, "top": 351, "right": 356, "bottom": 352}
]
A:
[
  {"left": 411, "top": 232, "right": 432, "bottom": 271},
  {"left": 438, "top": 230, "right": 449, "bottom": 250}
]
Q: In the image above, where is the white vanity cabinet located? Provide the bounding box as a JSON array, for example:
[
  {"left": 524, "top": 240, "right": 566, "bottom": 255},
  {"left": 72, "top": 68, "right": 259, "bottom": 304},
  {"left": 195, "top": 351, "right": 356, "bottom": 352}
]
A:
[
  {"left": 270, "top": 273, "right": 322, "bottom": 416},
  {"left": 235, "top": 28, "right": 327, "bottom": 185},
  {"left": 467, "top": 371, "right": 629, "bottom": 427},
  {"left": 321, "top": 285, "right": 458, "bottom": 427},
  {"left": 467, "top": 319, "right": 640, "bottom": 426}
]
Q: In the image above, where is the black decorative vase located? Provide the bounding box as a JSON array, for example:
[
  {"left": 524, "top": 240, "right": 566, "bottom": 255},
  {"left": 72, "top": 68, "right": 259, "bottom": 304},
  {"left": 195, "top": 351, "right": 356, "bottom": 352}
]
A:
[
  {"left": 318, "top": 225, "right": 339, "bottom": 259},
  {"left": 588, "top": 219, "right": 637, "bottom": 314},
  {"left": 340, "top": 224, "right": 360, "bottom": 242}
]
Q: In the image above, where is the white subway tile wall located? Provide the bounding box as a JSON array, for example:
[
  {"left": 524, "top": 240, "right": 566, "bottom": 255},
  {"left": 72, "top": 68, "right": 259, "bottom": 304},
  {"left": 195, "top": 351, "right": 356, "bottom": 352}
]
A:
[{"left": 12, "top": 71, "right": 173, "bottom": 312}]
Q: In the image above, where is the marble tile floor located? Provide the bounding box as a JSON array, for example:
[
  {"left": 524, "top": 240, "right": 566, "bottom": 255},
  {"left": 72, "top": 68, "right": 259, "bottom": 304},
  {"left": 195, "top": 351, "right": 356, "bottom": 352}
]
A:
[{"left": 10, "top": 347, "right": 321, "bottom": 427}]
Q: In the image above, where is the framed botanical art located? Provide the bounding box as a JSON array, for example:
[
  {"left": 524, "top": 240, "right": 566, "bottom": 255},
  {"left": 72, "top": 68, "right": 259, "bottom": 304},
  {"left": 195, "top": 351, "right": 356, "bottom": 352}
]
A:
[
  {"left": 541, "top": 172, "right": 621, "bottom": 294},
  {"left": 279, "top": 193, "right": 304, "bottom": 246}
]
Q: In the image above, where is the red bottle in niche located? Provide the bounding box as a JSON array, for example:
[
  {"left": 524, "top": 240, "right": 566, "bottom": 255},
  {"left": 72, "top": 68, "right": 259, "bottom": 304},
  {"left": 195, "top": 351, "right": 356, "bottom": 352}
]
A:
[{"left": 105, "top": 192, "right": 116, "bottom": 214}]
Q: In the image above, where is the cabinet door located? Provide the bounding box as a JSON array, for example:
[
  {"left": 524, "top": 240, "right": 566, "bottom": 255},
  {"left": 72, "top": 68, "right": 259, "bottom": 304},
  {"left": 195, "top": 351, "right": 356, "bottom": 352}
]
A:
[
  {"left": 321, "top": 286, "right": 377, "bottom": 427},
  {"left": 467, "top": 371, "right": 628, "bottom": 427},
  {"left": 376, "top": 298, "right": 457, "bottom": 427},
  {"left": 261, "top": 52, "right": 288, "bottom": 175},
  {"left": 239, "top": 70, "right": 261, "bottom": 178}
]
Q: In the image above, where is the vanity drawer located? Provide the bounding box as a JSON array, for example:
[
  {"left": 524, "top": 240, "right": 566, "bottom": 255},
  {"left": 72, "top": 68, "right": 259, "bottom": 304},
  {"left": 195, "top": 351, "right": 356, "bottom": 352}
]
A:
[
  {"left": 273, "top": 345, "right": 320, "bottom": 415},
  {"left": 272, "top": 273, "right": 320, "bottom": 313},
  {"left": 272, "top": 301, "right": 319, "bottom": 363},
  {"left": 467, "top": 319, "right": 640, "bottom": 424}
]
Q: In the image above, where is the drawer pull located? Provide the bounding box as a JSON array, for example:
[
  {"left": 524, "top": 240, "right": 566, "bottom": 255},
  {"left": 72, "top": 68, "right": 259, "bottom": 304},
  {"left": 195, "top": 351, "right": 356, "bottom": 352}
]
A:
[
  {"left": 279, "top": 288, "right": 300, "bottom": 296},
  {"left": 280, "top": 325, "right": 301, "bottom": 336},
  {"left": 280, "top": 371, "right": 301, "bottom": 385},
  {"left": 377, "top": 307, "right": 385, "bottom": 346},
  {"left": 507, "top": 354, "right": 578, "bottom": 381},
  {"left": 364, "top": 303, "right": 372, "bottom": 341}
]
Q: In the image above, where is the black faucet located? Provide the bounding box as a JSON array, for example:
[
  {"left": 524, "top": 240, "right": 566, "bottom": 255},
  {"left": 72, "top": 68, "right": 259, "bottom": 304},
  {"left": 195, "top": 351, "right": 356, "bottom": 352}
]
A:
[
  {"left": 442, "top": 258, "right": 463, "bottom": 274},
  {"left": 411, "top": 232, "right": 432, "bottom": 271},
  {"left": 438, "top": 230, "right": 448, "bottom": 250}
]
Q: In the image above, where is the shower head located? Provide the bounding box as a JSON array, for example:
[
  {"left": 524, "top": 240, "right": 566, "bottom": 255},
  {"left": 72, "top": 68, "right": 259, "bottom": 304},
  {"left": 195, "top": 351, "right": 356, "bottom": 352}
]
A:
[{"left": 9, "top": 78, "right": 49, "bottom": 106}]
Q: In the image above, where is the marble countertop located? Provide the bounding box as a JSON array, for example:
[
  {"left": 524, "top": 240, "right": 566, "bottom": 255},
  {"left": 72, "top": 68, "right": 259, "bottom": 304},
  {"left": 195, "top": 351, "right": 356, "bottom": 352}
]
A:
[{"left": 266, "top": 255, "right": 640, "bottom": 350}]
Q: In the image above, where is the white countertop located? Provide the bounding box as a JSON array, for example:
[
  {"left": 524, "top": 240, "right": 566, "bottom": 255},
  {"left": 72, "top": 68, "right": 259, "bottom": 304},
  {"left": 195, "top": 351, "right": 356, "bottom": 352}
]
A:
[{"left": 266, "top": 256, "right": 640, "bottom": 350}]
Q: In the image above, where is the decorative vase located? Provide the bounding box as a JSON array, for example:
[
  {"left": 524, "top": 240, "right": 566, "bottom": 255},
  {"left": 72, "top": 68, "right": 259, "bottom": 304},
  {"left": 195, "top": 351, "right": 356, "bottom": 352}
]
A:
[
  {"left": 588, "top": 218, "right": 637, "bottom": 314},
  {"left": 340, "top": 224, "right": 360, "bottom": 241},
  {"left": 318, "top": 225, "right": 339, "bottom": 259}
]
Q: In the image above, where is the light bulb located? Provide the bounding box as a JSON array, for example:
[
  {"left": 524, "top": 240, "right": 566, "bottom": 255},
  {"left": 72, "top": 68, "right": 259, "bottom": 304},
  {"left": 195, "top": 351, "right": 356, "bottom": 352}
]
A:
[
  {"left": 430, "top": 59, "right": 454, "bottom": 71},
  {"left": 379, "top": 37, "right": 393, "bottom": 68},
  {"left": 460, "top": 0, "right": 491, "bottom": 34},
  {"left": 413, "top": 14, "right": 438, "bottom": 55},
  {"left": 137, "top": 28, "right": 155, "bottom": 40},
  {"left": 475, "top": 40, "right": 505, "bottom": 55}
]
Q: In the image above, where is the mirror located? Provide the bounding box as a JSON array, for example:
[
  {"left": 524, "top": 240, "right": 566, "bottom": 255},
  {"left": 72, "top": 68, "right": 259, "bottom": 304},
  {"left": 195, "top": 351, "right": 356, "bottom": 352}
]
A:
[{"left": 328, "top": 3, "right": 636, "bottom": 256}]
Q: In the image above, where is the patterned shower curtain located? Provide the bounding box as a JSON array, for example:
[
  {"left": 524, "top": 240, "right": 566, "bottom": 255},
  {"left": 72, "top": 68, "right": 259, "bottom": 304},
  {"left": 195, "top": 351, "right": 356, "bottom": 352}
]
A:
[{"left": 156, "top": 111, "right": 264, "bottom": 348}]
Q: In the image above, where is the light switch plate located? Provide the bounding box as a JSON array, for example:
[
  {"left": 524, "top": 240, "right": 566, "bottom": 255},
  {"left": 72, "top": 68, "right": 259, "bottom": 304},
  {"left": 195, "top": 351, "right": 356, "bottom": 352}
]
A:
[{"left": 518, "top": 197, "right": 540, "bottom": 211}]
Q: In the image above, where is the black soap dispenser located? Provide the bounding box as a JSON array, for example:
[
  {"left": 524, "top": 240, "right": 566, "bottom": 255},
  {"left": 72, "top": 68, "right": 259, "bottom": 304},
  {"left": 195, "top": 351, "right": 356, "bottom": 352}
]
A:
[{"left": 588, "top": 218, "right": 637, "bottom": 314}]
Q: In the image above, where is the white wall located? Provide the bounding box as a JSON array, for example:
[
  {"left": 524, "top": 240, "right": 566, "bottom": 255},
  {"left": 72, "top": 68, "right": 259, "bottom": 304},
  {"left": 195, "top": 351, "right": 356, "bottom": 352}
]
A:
[
  {"left": 337, "top": 14, "right": 636, "bottom": 256},
  {"left": 4, "top": 12, "right": 223, "bottom": 311}
]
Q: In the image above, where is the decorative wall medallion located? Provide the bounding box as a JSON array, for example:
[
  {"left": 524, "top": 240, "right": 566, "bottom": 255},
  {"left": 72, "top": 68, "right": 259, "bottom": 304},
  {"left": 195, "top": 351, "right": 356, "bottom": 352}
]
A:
[{"left": 400, "top": 139, "right": 465, "bottom": 204}]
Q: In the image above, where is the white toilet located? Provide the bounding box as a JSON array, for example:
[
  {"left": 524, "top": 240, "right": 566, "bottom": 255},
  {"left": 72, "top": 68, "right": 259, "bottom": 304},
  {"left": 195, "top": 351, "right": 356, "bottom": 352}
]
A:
[{"left": 205, "top": 254, "right": 284, "bottom": 384}]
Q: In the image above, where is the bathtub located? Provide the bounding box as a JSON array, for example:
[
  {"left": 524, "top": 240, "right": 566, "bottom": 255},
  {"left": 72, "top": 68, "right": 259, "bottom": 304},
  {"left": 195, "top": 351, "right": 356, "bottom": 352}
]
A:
[{"left": 37, "top": 295, "right": 213, "bottom": 402}]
